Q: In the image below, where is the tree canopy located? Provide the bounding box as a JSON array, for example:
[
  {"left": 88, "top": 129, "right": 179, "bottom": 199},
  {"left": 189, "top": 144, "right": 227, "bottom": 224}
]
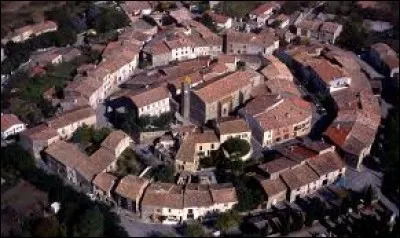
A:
[
  {"left": 222, "top": 138, "right": 251, "bottom": 157},
  {"left": 73, "top": 206, "right": 104, "bottom": 237}
]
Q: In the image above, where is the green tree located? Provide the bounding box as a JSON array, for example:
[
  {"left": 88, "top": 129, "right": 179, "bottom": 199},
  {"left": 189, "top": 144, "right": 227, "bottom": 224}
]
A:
[
  {"left": 92, "top": 7, "right": 130, "bottom": 33},
  {"left": 222, "top": 138, "right": 251, "bottom": 157},
  {"left": 71, "top": 124, "right": 93, "bottom": 146},
  {"left": 152, "top": 112, "right": 173, "bottom": 129},
  {"left": 152, "top": 165, "right": 175, "bottom": 183},
  {"left": 73, "top": 206, "right": 104, "bottom": 237},
  {"left": 1, "top": 144, "right": 36, "bottom": 173},
  {"left": 215, "top": 210, "right": 242, "bottom": 233},
  {"left": 33, "top": 216, "right": 60, "bottom": 237},
  {"left": 201, "top": 13, "right": 218, "bottom": 32},
  {"left": 92, "top": 127, "right": 111, "bottom": 144},
  {"left": 182, "top": 221, "right": 206, "bottom": 237}
]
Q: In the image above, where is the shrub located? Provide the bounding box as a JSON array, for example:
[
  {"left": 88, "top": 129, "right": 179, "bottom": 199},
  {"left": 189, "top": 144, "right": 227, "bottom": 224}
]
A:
[{"left": 222, "top": 138, "right": 251, "bottom": 157}]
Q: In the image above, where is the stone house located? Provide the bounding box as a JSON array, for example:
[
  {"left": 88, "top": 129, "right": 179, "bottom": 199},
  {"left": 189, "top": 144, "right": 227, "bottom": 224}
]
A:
[
  {"left": 100, "top": 130, "right": 132, "bottom": 158},
  {"left": 92, "top": 172, "right": 118, "bottom": 204},
  {"left": 19, "top": 124, "right": 60, "bottom": 160},
  {"left": 114, "top": 175, "right": 150, "bottom": 213},
  {"left": 369, "top": 43, "right": 399, "bottom": 80},
  {"left": 1, "top": 114, "right": 26, "bottom": 140},
  {"left": 190, "top": 70, "right": 256, "bottom": 124},
  {"left": 259, "top": 178, "right": 287, "bottom": 209},
  {"left": 216, "top": 118, "right": 252, "bottom": 144}
]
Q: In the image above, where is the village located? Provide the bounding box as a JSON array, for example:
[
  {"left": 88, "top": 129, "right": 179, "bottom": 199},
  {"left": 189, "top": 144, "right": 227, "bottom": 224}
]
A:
[{"left": 1, "top": 1, "right": 399, "bottom": 237}]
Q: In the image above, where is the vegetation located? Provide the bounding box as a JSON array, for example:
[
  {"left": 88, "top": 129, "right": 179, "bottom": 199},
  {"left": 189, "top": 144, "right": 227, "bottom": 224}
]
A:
[
  {"left": 114, "top": 148, "right": 146, "bottom": 177},
  {"left": 201, "top": 13, "right": 218, "bottom": 33},
  {"left": 233, "top": 175, "right": 265, "bottom": 212},
  {"left": 182, "top": 221, "right": 207, "bottom": 237},
  {"left": 381, "top": 108, "right": 399, "bottom": 202},
  {"left": 215, "top": 210, "right": 242, "bottom": 233},
  {"left": 1, "top": 144, "right": 128, "bottom": 237},
  {"left": 71, "top": 125, "right": 111, "bottom": 154},
  {"left": 111, "top": 109, "right": 174, "bottom": 134},
  {"left": 88, "top": 6, "right": 130, "bottom": 33},
  {"left": 151, "top": 164, "right": 175, "bottom": 183},
  {"left": 215, "top": 1, "right": 263, "bottom": 19},
  {"left": 222, "top": 138, "right": 251, "bottom": 157}
]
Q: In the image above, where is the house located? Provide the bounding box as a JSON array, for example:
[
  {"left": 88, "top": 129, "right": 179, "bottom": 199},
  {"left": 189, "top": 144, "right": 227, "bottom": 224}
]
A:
[
  {"left": 114, "top": 175, "right": 150, "bottom": 213},
  {"left": 207, "top": 12, "right": 232, "bottom": 29},
  {"left": 319, "top": 21, "right": 343, "bottom": 44},
  {"left": 258, "top": 178, "right": 287, "bottom": 209},
  {"left": 273, "top": 14, "right": 290, "bottom": 29},
  {"left": 241, "top": 96, "right": 312, "bottom": 147},
  {"left": 369, "top": 43, "right": 399, "bottom": 81},
  {"left": 3, "top": 21, "right": 58, "bottom": 43},
  {"left": 165, "top": 33, "right": 197, "bottom": 62},
  {"left": 100, "top": 130, "right": 132, "bottom": 158},
  {"left": 92, "top": 172, "right": 117, "bottom": 204},
  {"left": 143, "top": 41, "right": 173, "bottom": 67},
  {"left": 175, "top": 131, "right": 220, "bottom": 172},
  {"left": 279, "top": 164, "right": 320, "bottom": 202},
  {"left": 19, "top": 124, "right": 60, "bottom": 160},
  {"left": 89, "top": 147, "right": 118, "bottom": 175},
  {"left": 1, "top": 114, "right": 26, "bottom": 139},
  {"left": 123, "top": 86, "right": 171, "bottom": 117},
  {"left": 44, "top": 141, "right": 95, "bottom": 191},
  {"left": 224, "top": 30, "right": 279, "bottom": 55},
  {"left": 30, "top": 48, "right": 63, "bottom": 68},
  {"left": 296, "top": 20, "right": 343, "bottom": 44},
  {"left": 257, "top": 156, "right": 299, "bottom": 179},
  {"left": 249, "top": 2, "right": 281, "bottom": 27},
  {"left": 296, "top": 20, "right": 322, "bottom": 39},
  {"left": 46, "top": 106, "right": 97, "bottom": 140},
  {"left": 218, "top": 55, "right": 238, "bottom": 71},
  {"left": 121, "top": 1, "right": 152, "bottom": 20},
  {"left": 216, "top": 118, "right": 252, "bottom": 144},
  {"left": 63, "top": 76, "right": 104, "bottom": 109},
  {"left": 169, "top": 8, "right": 193, "bottom": 24},
  {"left": 141, "top": 182, "right": 237, "bottom": 224},
  {"left": 141, "top": 183, "right": 185, "bottom": 223},
  {"left": 307, "top": 58, "right": 352, "bottom": 93},
  {"left": 190, "top": 70, "right": 258, "bottom": 124}
]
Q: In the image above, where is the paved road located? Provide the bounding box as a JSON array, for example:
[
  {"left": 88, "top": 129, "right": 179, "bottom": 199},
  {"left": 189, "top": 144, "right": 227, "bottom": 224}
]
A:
[{"left": 119, "top": 215, "right": 180, "bottom": 237}]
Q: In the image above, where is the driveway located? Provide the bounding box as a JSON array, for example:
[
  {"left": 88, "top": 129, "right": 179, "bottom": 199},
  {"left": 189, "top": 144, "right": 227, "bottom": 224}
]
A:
[{"left": 119, "top": 215, "right": 180, "bottom": 237}]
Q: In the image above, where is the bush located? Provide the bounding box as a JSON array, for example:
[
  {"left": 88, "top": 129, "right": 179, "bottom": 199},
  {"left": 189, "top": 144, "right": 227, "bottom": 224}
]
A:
[
  {"left": 182, "top": 221, "right": 206, "bottom": 237},
  {"left": 222, "top": 138, "right": 251, "bottom": 157},
  {"left": 215, "top": 210, "right": 242, "bottom": 233},
  {"left": 152, "top": 165, "right": 175, "bottom": 183},
  {"left": 91, "top": 7, "right": 130, "bottom": 33}
]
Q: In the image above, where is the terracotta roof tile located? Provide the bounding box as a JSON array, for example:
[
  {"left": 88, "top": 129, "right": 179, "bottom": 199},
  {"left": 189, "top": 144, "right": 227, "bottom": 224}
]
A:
[
  {"left": 306, "top": 151, "right": 345, "bottom": 176},
  {"left": 280, "top": 164, "right": 319, "bottom": 190},
  {"left": 45, "top": 141, "right": 88, "bottom": 169},
  {"left": 209, "top": 183, "right": 238, "bottom": 204},
  {"left": 93, "top": 172, "right": 117, "bottom": 192},
  {"left": 184, "top": 184, "right": 213, "bottom": 207},
  {"left": 260, "top": 178, "right": 287, "bottom": 197},
  {"left": 20, "top": 124, "right": 59, "bottom": 141},
  {"left": 1, "top": 114, "right": 24, "bottom": 132},
  {"left": 101, "top": 130, "right": 130, "bottom": 152},
  {"left": 258, "top": 156, "right": 299, "bottom": 175},
  {"left": 126, "top": 86, "right": 170, "bottom": 108},
  {"left": 320, "top": 21, "right": 342, "bottom": 33},
  {"left": 219, "top": 118, "right": 250, "bottom": 135},
  {"left": 114, "top": 175, "right": 150, "bottom": 200},
  {"left": 142, "top": 183, "right": 184, "bottom": 209},
  {"left": 46, "top": 106, "right": 96, "bottom": 129}
]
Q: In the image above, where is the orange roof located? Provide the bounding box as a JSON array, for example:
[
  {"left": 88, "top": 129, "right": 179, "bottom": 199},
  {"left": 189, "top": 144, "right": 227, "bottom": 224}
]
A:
[
  {"left": 46, "top": 106, "right": 96, "bottom": 129},
  {"left": 114, "top": 175, "right": 150, "bottom": 200},
  {"left": 92, "top": 172, "right": 117, "bottom": 192},
  {"left": 208, "top": 12, "right": 231, "bottom": 24},
  {"left": 308, "top": 58, "right": 349, "bottom": 85},
  {"left": 260, "top": 178, "right": 287, "bottom": 197},
  {"left": 20, "top": 124, "right": 59, "bottom": 141},
  {"left": 250, "top": 2, "right": 279, "bottom": 16},
  {"left": 126, "top": 86, "right": 170, "bottom": 108},
  {"left": 142, "top": 182, "right": 184, "bottom": 209},
  {"left": 101, "top": 130, "right": 129, "bottom": 152},
  {"left": 324, "top": 123, "right": 353, "bottom": 146},
  {"left": 193, "top": 70, "right": 254, "bottom": 103},
  {"left": 1, "top": 114, "right": 24, "bottom": 132},
  {"left": 219, "top": 118, "right": 250, "bottom": 135}
]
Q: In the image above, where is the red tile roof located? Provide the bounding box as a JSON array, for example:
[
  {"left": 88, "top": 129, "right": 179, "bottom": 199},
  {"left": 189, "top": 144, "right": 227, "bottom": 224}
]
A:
[
  {"left": 114, "top": 175, "right": 150, "bottom": 201},
  {"left": 126, "top": 86, "right": 170, "bottom": 108},
  {"left": 1, "top": 114, "right": 24, "bottom": 132},
  {"left": 92, "top": 172, "right": 117, "bottom": 192}
]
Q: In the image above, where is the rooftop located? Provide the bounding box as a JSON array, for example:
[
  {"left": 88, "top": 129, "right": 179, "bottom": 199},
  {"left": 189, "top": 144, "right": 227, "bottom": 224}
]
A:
[
  {"left": 1, "top": 114, "right": 24, "bottom": 132},
  {"left": 114, "top": 175, "right": 150, "bottom": 200},
  {"left": 92, "top": 172, "right": 117, "bottom": 192},
  {"left": 218, "top": 118, "right": 250, "bottom": 135},
  {"left": 280, "top": 164, "right": 319, "bottom": 190},
  {"left": 260, "top": 178, "right": 287, "bottom": 197},
  {"left": 46, "top": 106, "right": 95, "bottom": 129},
  {"left": 101, "top": 130, "right": 129, "bottom": 153},
  {"left": 142, "top": 182, "right": 184, "bottom": 209},
  {"left": 258, "top": 156, "right": 299, "bottom": 175}
]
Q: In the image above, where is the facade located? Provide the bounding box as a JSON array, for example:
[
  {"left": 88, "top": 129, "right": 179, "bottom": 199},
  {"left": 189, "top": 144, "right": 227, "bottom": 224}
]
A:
[
  {"left": 92, "top": 172, "right": 117, "bottom": 204},
  {"left": 369, "top": 43, "right": 399, "bottom": 79},
  {"left": 19, "top": 124, "right": 60, "bottom": 160},
  {"left": 225, "top": 30, "right": 279, "bottom": 55},
  {"left": 141, "top": 182, "right": 237, "bottom": 224},
  {"left": 307, "top": 58, "right": 352, "bottom": 93},
  {"left": 114, "top": 175, "right": 150, "bottom": 213},
  {"left": 249, "top": 2, "right": 281, "bottom": 27},
  {"left": 259, "top": 178, "right": 287, "bottom": 209},
  {"left": 190, "top": 70, "right": 256, "bottom": 124},
  {"left": 241, "top": 96, "right": 312, "bottom": 147},
  {"left": 46, "top": 106, "right": 97, "bottom": 140},
  {"left": 100, "top": 130, "right": 132, "bottom": 158},
  {"left": 1, "top": 114, "right": 26, "bottom": 139},
  {"left": 296, "top": 20, "right": 343, "bottom": 44},
  {"left": 125, "top": 86, "right": 171, "bottom": 117},
  {"left": 208, "top": 12, "right": 232, "bottom": 30},
  {"left": 216, "top": 118, "right": 252, "bottom": 144}
]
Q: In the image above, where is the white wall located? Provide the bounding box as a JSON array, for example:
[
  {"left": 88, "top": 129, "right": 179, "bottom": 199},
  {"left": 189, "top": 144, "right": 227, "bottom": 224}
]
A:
[
  {"left": 1, "top": 123, "right": 26, "bottom": 139},
  {"left": 138, "top": 98, "right": 171, "bottom": 117}
]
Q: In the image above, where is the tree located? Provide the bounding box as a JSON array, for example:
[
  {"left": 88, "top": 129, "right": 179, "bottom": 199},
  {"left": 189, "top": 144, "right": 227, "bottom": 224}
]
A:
[
  {"left": 235, "top": 176, "right": 265, "bottom": 212},
  {"left": 201, "top": 13, "right": 218, "bottom": 33},
  {"left": 222, "top": 138, "right": 251, "bottom": 157},
  {"left": 33, "top": 216, "right": 60, "bottom": 237},
  {"left": 1, "top": 144, "right": 36, "bottom": 173},
  {"left": 91, "top": 7, "right": 130, "bottom": 33},
  {"left": 73, "top": 206, "right": 104, "bottom": 237},
  {"left": 92, "top": 127, "right": 111, "bottom": 144},
  {"left": 152, "top": 165, "right": 175, "bottom": 183},
  {"left": 182, "top": 221, "right": 206, "bottom": 237},
  {"left": 71, "top": 124, "right": 93, "bottom": 146},
  {"left": 216, "top": 210, "right": 242, "bottom": 233}
]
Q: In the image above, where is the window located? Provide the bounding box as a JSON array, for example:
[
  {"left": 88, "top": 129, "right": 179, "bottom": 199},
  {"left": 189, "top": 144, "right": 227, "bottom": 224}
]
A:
[
  {"left": 211, "top": 144, "right": 214, "bottom": 149},
  {"left": 199, "top": 145, "right": 203, "bottom": 151}
]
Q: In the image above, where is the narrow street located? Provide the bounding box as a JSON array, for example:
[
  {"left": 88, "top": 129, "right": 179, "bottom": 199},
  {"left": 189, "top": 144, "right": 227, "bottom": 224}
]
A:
[{"left": 119, "top": 214, "right": 180, "bottom": 237}]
